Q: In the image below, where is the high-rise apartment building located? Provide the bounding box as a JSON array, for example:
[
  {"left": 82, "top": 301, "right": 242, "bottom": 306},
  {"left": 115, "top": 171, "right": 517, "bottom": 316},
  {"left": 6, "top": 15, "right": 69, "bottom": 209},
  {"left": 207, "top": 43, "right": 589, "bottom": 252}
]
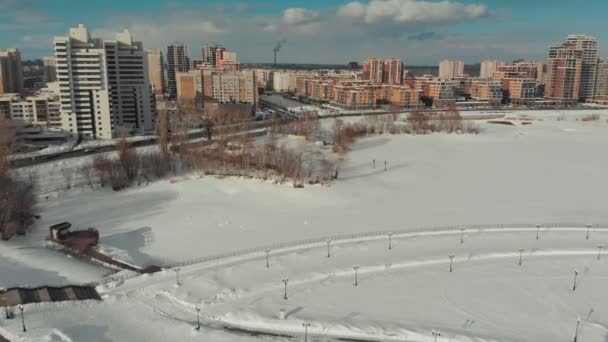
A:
[
  {"left": 43, "top": 56, "right": 57, "bottom": 83},
  {"left": 167, "top": 43, "right": 190, "bottom": 99},
  {"left": 146, "top": 49, "right": 165, "bottom": 95},
  {"left": 202, "top": 44, "right": 225, "bottom": 67},
  {"left": 0, "top": 48, "right": 24, "bottom": 94},
  {"left": 480, "top": 60, "right": 505, "bottom": 79},
  {"left": 362, "top": 59, "right": 384, "bottom": 84},
  {"left": 594, "top": 60, "right": 608, "bottom": 97},
  {"left": 54, "top": 25, "right": 112, "bottom": 139},
  {"left": 54, "top": 24, "right": 155, "bottom": 139},
  {"left": 565, "top": 34, "right": 599, "bottom": 99},
  {"left": 545, "top": 41, "right": 583, "bottom": 102},
  {"left": 439, "top": 60, "right": 465, "bottom": 79},
  {"left": 104, "top": 29, "right": 155, "bottom": 132},
  {"left": 383, "top": 58, "right": 404, "bottom": 85}
]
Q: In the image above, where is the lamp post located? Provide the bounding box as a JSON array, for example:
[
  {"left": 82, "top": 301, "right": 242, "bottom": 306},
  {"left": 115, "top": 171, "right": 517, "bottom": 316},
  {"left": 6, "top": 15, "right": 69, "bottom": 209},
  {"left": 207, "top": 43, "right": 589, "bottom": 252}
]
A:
[
  {"left": 174, "top": 267, "right": 182, "bottom": 286},
  {"left": 353, "top": 265, "right": 360, "bottom": 286},
  {"left": 18, "top": 304, "right": 25, "bottom": 332},
  {"left": 303, "top": 321, "right": 311, "bottom": 342},
  {"left": 265, "top": 248, "right": 271, "bottom": 268},
  {"left": 518, "top": 248, "right": 526, "bottom": 266},
  {"left": 536, "top": 224, "right": 541, "bottom": 240},
  {"left": 597, "top": 244, "right": 605, "bottom": 261},
  {"left": 586, "top": 224, "right": 592, "bottom": 240},
  {"left": 388, "top": 233, "right": 394, "bottom": 250},
  {"left": 432, "top": 329, "right": 441, "bottom": 342},
  {"left": 460, "top": 227, "right": 465, "bottom": 244},
  {"left": 282, "top": 277, "right": 289, "bottom": 300},
  {"left": 326, "top": 239, "right": 331, "bottom": 258},
  {"left": 572, "top": 270, "right": 579, "bottom": 291},
  {"left": 449, "top": 254, "right": 455, "bottom": 273},
  {"left": 574, "top": 317, "right": 581, "bottom": 342},
  {"left": 195, "top": 306, "right": 201, "bottom": 331}
]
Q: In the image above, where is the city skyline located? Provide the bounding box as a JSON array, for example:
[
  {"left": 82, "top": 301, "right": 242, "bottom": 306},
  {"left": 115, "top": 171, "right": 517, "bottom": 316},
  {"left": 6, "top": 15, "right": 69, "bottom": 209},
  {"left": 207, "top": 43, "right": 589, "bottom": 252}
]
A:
[{"left": 1, "top": 0, "right": 607, "bottom": 64}]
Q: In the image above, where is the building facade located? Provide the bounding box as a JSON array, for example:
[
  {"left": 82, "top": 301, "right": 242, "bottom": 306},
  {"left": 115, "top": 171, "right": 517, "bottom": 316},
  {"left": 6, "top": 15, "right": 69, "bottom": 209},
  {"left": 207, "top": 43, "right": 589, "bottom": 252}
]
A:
[
  {"left": 382, "top": 58, "right": 404, "bottom": 85},
  {"left": 439, "top": 60, "right": 465, "bottom": 79},
  {"left": 470, "top": 80, "right": 502, "bottom": 102},
  {"left": 104, "top": 29, "right": 155, "bottom": 133},
  {"left": 54, "top": 24, "right": 154, "bottom": 139},
  {"left": 202, "top": 69, "right": 257, "bottom": 104},
  {"left": 480, "top": 60, "right": 505, "bottom": 79},
  {"left": 545, "top": 42, "right": 583, "bottom": 102},
  {"left": 146, "top": 49, "right": 165, "bottom": 95},
  {"left": 43, "top": 56, "right": 57, "bottom": 83},
  {"left": 167, "top": 43, "right": 190, "bottom": 99},
  {"left": 0, "top": 48, "right": 24, "bottom": 94},
  {"left": 176, "top": 70, "right": 202, "bottom": 103},
  {"left": 202, "top": 44, "right": 225, "bottom": 67},
  {"left": 565, "top": 34, "right": 599, "bottom": 99}
]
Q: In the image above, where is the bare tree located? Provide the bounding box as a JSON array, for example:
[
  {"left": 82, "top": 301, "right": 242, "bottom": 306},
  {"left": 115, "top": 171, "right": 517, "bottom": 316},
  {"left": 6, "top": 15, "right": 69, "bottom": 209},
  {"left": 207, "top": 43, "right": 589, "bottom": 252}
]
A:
[{"left": 118, "top": 133, "right": 139, "bottom": 184}]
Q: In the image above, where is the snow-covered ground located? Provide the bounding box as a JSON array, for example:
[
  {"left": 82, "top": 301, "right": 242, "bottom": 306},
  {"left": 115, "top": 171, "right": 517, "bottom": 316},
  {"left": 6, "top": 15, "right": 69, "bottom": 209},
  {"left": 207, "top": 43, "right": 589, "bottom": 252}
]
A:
[
  {"left": 25, "top": 111, "right": 608, "bottom": 265},
  {"left": 3, "top": 228, "right": 608, "bottom": 341},
  {"left": 3, "top": 109, "right": 608, "bottom": 341}
]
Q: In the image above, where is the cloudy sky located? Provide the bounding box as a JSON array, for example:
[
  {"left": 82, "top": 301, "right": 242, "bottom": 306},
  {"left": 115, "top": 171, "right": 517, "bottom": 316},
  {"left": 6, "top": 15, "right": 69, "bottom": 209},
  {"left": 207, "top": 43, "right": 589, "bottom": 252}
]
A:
[{"left": 1, "top": 0, "right": 606, "bottom": 65}]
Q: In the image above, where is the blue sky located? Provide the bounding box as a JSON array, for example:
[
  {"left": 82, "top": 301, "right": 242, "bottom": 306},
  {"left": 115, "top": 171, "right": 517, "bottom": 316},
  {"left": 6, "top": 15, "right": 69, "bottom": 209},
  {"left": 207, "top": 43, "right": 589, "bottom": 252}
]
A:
[{"left": 1, "top": 0, "right": 606, "bottom": 64}]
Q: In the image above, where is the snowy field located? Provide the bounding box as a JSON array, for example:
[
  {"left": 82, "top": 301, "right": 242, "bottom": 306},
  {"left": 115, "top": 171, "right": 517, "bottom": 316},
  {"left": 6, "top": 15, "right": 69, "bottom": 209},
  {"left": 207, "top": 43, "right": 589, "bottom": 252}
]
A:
[
  {"left": 2, "top": 109, "right": 608, "bottom": 341},
  {"left": 2, "top": 228, "right": 608, "bottom": 341},
  {"left": 23, "top": 109, "right": 608, "bottom": 265}
]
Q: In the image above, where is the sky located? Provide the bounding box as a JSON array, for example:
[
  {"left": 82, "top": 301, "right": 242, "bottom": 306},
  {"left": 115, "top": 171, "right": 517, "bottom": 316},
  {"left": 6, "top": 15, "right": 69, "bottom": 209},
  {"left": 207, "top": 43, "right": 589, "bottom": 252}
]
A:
[{"left": 1, "top": 0, "right": 607, "bottom": 65}]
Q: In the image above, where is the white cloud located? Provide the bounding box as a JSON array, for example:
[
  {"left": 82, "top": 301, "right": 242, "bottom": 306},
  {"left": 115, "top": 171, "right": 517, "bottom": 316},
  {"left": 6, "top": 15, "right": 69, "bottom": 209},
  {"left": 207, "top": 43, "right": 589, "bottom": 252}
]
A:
[
  {"left": 338, "top": 0, "right": 488, "bottom": 24},
  {"left": 283, "top": 8, "right": 320, "bottom": 26}
]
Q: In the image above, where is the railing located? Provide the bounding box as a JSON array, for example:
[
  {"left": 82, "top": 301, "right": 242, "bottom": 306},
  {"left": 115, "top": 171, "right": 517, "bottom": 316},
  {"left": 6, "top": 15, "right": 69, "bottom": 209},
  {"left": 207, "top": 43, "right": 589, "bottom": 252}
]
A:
[{"left": 164, "top": 222, "right": 607, "bottom": 270}]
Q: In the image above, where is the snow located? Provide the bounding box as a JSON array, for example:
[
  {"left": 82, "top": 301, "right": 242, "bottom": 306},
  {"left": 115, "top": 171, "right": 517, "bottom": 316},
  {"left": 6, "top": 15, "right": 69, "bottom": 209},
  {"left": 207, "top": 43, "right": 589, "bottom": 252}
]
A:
[
  {"left": 3, "top": 109, "right": 608, "bottom": 341},
  {"left": 26, "top": 113, "right": 608, "bottom": 265},
  {"left": 3, "top": 228, "right": 608, "bottom": 341}
]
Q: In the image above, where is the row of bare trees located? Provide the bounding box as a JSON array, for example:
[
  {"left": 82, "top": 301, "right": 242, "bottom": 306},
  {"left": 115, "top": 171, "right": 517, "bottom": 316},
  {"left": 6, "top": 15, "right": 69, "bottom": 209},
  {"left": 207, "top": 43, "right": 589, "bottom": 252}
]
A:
[{"left": 0, "top": 120, "right": 38, "bottom": 240}]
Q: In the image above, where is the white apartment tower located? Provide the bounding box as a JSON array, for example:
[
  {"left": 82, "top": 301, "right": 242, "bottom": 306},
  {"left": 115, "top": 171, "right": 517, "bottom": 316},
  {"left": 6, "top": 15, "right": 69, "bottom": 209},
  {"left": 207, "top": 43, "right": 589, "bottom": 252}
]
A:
[
  {"left": 54, "top": 24, "right": 154, "bottom": 139},
  {"left": 439, "top": 60, "right": 465, "bottom": 79},
  {"left": 54, "top": 25, "right": 112, "bottom": 139},
  {"left": 480, "top": 60, "right": 505, "bottom": 79}
]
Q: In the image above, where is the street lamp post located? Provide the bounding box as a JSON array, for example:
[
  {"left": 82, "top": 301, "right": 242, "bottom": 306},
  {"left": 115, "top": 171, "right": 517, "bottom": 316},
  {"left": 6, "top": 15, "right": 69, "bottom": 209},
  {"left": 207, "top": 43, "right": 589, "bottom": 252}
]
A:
[
  {"left": 18, "top": 304, "right": 25, "bottom": 332},
  {"left": 597, "top": 244, "right": 605, "bottom": 261},
  {"left": 195, "top": 307, "right": 201, "bottom": 331},
  {"left": 265, "top": 248, "right": 271, "bottom": 268},
  {"left": 536, "top": 224, "right": 541, "bottom": 240},
  {"left": 303, "top": 321, "right": 311, "bottom": 342},
  {"left": 449, "top": 254, "right": 456, "bottom": 273},
  {"left": 432, "top": 329, "right": 441, "bottom": 342},
  {"left": 353, "top": 265, "right": 360, "bottom": 286},
  {"left": 574, "top": 317, "right": 581, "bottom": 342},
  {"left": 460, "top": 227, "right": 465, "bottom": 244},
  {"left": 572, "top": 270, "right": 579, "bottom": 291},
  {"left": 174, "top": 267, "right": 182, "bottom": 286},
  {"left": 518, "top": 248, "right": 526, "bottom": 266},
  {"left": 388, "top": 233, "right": 394, "bottom": 250},
  {"left": 282, "top": 277, "right": 289, "bottom": 300},
  {"left": 326, "top": 239, "right": 331, "bottom": 258},
  {"left": 586, "top": 224, "right": 592, "bottom": 240}
]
